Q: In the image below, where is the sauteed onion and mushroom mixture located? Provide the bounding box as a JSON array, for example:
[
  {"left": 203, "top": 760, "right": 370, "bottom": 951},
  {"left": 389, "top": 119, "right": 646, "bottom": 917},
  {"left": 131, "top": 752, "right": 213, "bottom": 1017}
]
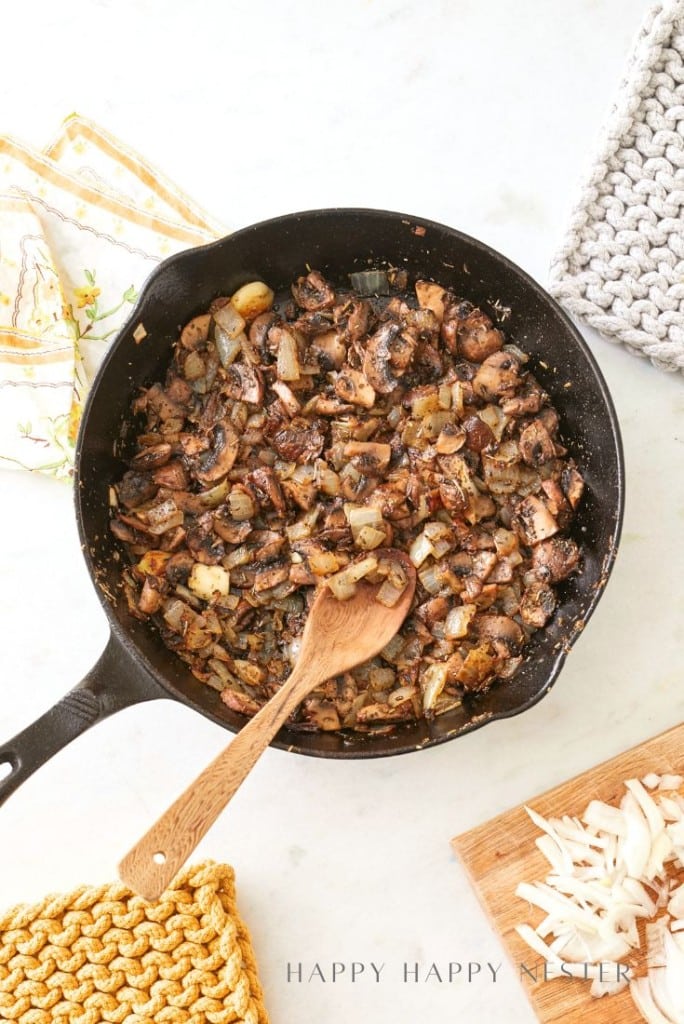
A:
[{"left": 110, "top": 269, "right": 584, "bottom": 734}]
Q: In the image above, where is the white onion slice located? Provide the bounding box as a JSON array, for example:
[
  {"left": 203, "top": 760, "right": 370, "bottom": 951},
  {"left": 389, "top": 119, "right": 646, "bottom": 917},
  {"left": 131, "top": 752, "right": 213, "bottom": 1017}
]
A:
[{"left": 515, "top": 771, "right": 684, "bottom": 1023}]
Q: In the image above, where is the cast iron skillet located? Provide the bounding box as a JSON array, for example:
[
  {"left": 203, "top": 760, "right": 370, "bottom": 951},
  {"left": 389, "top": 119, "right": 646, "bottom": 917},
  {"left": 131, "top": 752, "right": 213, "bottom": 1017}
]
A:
[{"left": 0, "top": 208, "right": 624, "bottom": 808}]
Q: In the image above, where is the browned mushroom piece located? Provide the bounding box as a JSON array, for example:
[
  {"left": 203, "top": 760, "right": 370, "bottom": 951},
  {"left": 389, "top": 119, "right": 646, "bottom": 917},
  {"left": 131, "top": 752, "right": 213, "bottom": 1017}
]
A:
[
  {"left": 473, "top": 350, "right": 521, "bottom": 400},
  {"left": 561, "top": 464, "right": 585, "bottom": 509},
  {"left": 453, "top": 308, "right": 505, "bottom": 363},
  {"left": 310, "top": 329, "right": 347, "bottom": 369},
  {"left": 520, "top": 582, "right": 557, "bottom": 627},
  {"left": 343, "top": 441, "right": 392, "bottom": 476},
  {"left": 363, "top": 322, "right": 410, "bottom": 393},
  {"left": 293, "top": 310, "right": 335, "bottom": 337},
  {"left": 221, "top": 688, "right": 261, "bottom": 717},
  {"left": 116, "top": 470, "right": 158, "bottom": 509},
  {"left": 292, "top": 270, "right": 336, "bottom": 311},
  {"left": 247, "top": 466, "right": 287, "bottom": 514},
  {"left": 334, "top": 367, "right": 376, "bottom": 408},
  {"left": 271, "top": 417, "right": 327, "bottom": 463},
  {"left": 473, "top": 615, "right": 524, "bottom": 657},
  {"left": 531, "top": 536, "right": 580, "bottom": 583},
  {"left": 519, "top": 419, "right": 556, "bottom": 467},
  {"left": 415, "top": 280, "right": 448, "bottom": 324},
  {"left": 515, "top": 494, "right": 559, "bottom": 545},
  {"left": 463, "top": 414, "right": 496, "bottom": 453},
  {"left": 195, "top": 421, "right": 240, "bottom": 484},
  {"left": 222, "top": 363, "right": 264, "bottom": 404},
  {"left": 334, "top": 297, "right": 372, "bottom": 343},
  {"left": 180, "top": 314, "right": 211, "bottom": 350}
]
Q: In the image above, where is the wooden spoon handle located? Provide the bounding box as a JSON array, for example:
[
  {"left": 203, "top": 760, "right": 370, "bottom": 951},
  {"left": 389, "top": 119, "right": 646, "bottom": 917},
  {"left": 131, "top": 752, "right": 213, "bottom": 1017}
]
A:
[{"left": 118, "top": 666, "right": 312, "bottom": 900}]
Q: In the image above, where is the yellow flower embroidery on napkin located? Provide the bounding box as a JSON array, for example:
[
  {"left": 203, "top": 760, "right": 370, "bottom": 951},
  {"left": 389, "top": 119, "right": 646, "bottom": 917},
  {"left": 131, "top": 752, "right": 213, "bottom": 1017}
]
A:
[{"left": 0, "top": 117, "right": 223, "bottom": 479}]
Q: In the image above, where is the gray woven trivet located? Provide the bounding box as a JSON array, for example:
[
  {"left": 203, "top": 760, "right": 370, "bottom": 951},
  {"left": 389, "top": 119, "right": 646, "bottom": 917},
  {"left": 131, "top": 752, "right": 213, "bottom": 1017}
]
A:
[{"left": 549, "top": 0, "right": 684, "bottom": 376}]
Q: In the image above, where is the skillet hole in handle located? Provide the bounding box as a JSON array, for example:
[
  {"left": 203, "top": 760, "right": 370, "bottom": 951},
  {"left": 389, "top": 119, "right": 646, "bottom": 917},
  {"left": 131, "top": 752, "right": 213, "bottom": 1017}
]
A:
[{"left": 0, "top": 758, "right": 16, "bottom": 783}]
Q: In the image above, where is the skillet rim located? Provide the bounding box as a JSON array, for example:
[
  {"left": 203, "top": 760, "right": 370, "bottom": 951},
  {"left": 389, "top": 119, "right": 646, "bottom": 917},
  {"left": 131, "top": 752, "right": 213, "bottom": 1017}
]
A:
[{"left": 74, "top": 207, "right": 625, "bottom": 758}]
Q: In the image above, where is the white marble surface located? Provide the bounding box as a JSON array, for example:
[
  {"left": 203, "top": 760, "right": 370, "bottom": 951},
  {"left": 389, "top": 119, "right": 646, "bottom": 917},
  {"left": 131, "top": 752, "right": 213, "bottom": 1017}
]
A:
[{"left": 1, "top": 2, "right": 683, "bottom": 1022}]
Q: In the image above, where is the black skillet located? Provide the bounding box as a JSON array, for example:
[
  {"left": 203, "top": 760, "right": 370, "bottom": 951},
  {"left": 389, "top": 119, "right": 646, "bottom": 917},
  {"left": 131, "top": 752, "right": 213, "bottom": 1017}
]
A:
[{"left": 0, "top": 208, "right": 625, "bottom": 808}]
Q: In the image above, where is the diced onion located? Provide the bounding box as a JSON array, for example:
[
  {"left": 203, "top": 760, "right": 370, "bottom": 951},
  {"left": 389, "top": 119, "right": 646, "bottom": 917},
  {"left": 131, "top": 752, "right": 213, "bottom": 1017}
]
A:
[
  {"left": 214, "top": 302, "right": 246, "bottom": 340},
  {"left": 349, "top": 269, "right": 389, "bottom": 295},
  {"left": 444, "top": 603, "right": 476, "bottom": 639},
  {"left": 276, "top": 329, "right": 301, "bottom": 381}
]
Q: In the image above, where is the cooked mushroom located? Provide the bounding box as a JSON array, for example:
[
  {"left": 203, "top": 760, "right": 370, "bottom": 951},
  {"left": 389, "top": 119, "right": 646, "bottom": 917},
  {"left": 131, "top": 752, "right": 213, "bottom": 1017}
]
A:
[
  {"left": 531, "top": 536, "right": 580, "bottom": 583},
  {"left": 223, "top": 363, "right": 264, "bottom": 404},
  {"left": 474, "top": 615, "right": 524, "bottom": 656},
  {"left": 180, "top": 314, "right": 211, "bottom": 350},
  {"left": 310, "top": 330, "right": 347, "bottom": 369},
  {"left": 519, "top": 419, "right": 556, "bottom": 466},
  {"left": 415, "top": 280, "right": 448, "bottom": 324},
  {"left": 463, "top": 414, "right": 496, "bottom": 453},
  {"left": 515, "top": 494, "right": 559, "bottom": 545},
  {"left": 113, "top": 268, "right": 585, "bottom": 735},
  {"left": 335, "top": 368, "right": 376, "bottom": 408},
  {"left": 247, "top": 466, "right": 287, "bottom": 514},
  {"left": 292, "top": 270, "right": 336, "bottom": 311},
  {"left": 473, "top": 351, "right": 520, "bottom": 400},
  {"left": 116, "top": 470, "right": 158, "bottom": 509},
  {"left": 195, "top": 421, "right": 239, "bottom": 484},
  {"left": 520, "top": 582, "right": 557, "bottom": 627},
  {"left": 363, "top": 322, "right": 402, "bottom": 393},
  {"left": 271, "top": 418, "right": 327, "bottom": 463},
  {"left": 458, "top": 309, "right": 504, "bottom": 363}
]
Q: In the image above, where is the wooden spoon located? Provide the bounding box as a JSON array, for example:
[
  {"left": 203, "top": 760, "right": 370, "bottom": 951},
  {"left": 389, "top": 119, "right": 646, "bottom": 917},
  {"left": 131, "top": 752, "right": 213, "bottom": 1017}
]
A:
[{"left": 119, "top": 553, "right": 416, "bottom": 900}]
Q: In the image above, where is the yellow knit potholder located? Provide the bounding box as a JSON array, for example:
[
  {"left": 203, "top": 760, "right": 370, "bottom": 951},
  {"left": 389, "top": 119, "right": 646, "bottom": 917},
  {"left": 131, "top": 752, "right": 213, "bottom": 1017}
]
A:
[{"left": 0, "top": 861, "right": 269, "bottom": 1024}]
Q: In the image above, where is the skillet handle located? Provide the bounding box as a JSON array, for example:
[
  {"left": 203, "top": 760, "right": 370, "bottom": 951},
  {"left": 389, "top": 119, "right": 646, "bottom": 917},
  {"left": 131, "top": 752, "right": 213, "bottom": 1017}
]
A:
[{"left": 0, "top": 633, "right": 165, "bottom": 808}]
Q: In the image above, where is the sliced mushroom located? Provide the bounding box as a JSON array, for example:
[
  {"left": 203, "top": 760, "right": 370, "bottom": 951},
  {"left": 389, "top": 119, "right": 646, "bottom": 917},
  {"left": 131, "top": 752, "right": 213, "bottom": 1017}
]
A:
[
  {"left": 223, "top": 363, "right": 264, "bottom": 404},
  {"left": 271, "top": 417, "right": 327, "bottom": 463},
  {"left": 515, "top": 494, "right": 559, "bottom": 545},
  {"left": 221, "top": 688, "right": 261, "bottom": 717},
  {"left": 463, "top": 414, "right": 496, "bottom": 453},
  {"left": 473, "top": 351, "right": 520, "bottom": 400},
  {"left": 247, "top": 466, "right": 287, "bottom": 514},
  {"left": 519, "top": 419, "right": 556, "bottom": 466},
  {"left": 561, "top": 464, "right": 585, "bottom": 509},
  {"left": 249, "top": 311, "right": 277, "bottom": 355},
  {"left": 180, "top": 314, "right": 211, "bottom": 350},
  {"left": 415, "top": 280, "right": 448, "bottom": 324},
  {"left": 116, "top": 470, "right": 158, "bottom": 509},
  {"left": 343, "top": 441, "right": 391, "bottom": 475},
  {"left": 458, "top": 310, "right": 504, "bottom": 363},
  {"left": 292, "top": 270, "right": 336, "bottom": 311},
  {"left": 531, "top": 536, "right": 580, "bottom": 583},
  {"left": 152, "top": 460, "right": 189, "bottom": 491},
  {"left": 474, "top": 615, "right": 524, "bottom": 656},
  {"left": 310, "top": 329, "right": 347, "bottom": 369},
  {"left": 335, "top": 368, "right": 376, "bottom": 408},
  {"left": 363, "top": 322, "right": 401, "bottom": 393},
  {"left": 195, "top": 421, "right": 239, "bottom": 484},
  {"left": 520, "top": 582, "right": 556, "bottom": 627}
]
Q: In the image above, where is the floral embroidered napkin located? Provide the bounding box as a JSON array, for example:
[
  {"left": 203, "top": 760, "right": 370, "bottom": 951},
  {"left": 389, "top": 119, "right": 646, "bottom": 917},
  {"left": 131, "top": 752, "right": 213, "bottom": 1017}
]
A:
[{"left": 0, "top": 115, "right": 223, "bottom": 479}]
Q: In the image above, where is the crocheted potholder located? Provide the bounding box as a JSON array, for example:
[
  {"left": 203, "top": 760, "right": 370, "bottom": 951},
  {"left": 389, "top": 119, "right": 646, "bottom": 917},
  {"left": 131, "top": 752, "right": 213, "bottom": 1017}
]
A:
[
  {"left": 0, "top": 861, "right": 269, "bottom": 1024},
  {"left": 549, "top": 0, "right": 684, "bottom": 376}
]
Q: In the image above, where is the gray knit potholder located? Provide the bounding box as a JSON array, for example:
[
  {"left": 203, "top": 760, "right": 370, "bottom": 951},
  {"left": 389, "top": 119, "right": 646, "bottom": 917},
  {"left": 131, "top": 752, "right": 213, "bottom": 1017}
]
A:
[{"left": 549, "top": 0, "right": 684, "bottom": 376}]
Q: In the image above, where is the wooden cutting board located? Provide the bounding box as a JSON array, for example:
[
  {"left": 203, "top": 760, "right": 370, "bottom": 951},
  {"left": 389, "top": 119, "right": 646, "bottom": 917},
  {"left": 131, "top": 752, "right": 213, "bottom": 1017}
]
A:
[{"left": 451, "top": 723, "right": 684, "bottom": 1024}]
